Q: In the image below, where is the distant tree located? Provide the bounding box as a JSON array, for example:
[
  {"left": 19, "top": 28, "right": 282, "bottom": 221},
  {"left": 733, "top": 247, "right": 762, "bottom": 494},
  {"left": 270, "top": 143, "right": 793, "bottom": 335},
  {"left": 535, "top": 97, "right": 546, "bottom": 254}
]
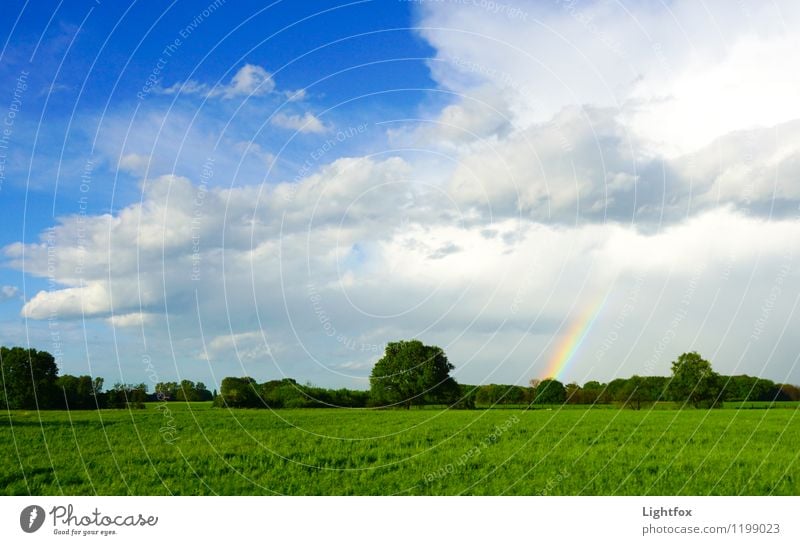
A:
[
  {"left": 721, "top": 375, "right": 779, "bottom": 402},
  {"left": 752, "top": 378, "right": 778, "bottom": 401},
  {"left": 643, "top": 376, "right": 669, "bottom": 402},
  {"left": 129, "top": 383, "right": 147, "bottom": 408},
  {"left": 56, "top": 375, "right": 101, "bottom": 409},
  {"left": 107, "top": 385, "right": 123, "bottom": 408},
  {"left": 719, "top": 375, "right": 744, "bottom": 401},
  {"left": 475, "top": 384, "right": 526, "bottom": 406},
  {"left": 581, "top": 380, "right": 607, "bottom": 404},
  {"left": 476, "top": 384, "right": 500, "bottom": 405},
  {"left": 369, "top": 340, "right": 460, "bottom": 408},
  {"left": 606, "top": 378, "right": 629, "bottom": 402},
  {"left": 522, "top": 385, "right": 536, "bottom": 404},
  {"left": 532, "top": 378, "right": 566, "bottom": 404},
  {"left": 456, "top": 384, "right": 477, "bottom": 409},
  {"left": 218, "top": 377, "right": 260, "bottom": 407},
  {"left": 107, "top": 383, "right": 147, "bottom": 409},
  {"left": 669, "top": 352, "right": 723, "bottom": 408},
  {"left": 776, "top": 383, "right": 800, "bottom": 401},
  {"left": 56, "top": 374, "right": 80, "bottom": 408},
  {"left": 155, "top": 381, "right": 178, "bottom": 401},
  {"left": 176, "top": 379, "right": 198, "bottom": 402},
  {"left": 619, "top": 375, "right": 670, "bottom": 409},
  {"left": 565, "top": 382, "right": 582, "bottom": 404},
  {"left": 259, "top": 378, "right": 307, "bottom": 408},
  {"left": 323, "top": 387, "right": 371, "bottom": 408},
  {"left": 0, "top": 346, "right": 59, "bottom": 409},
  {"left": 194, "top": 382, "right": 213, "bottom": 401},
  {"left": 618, "top": 375, "right": 656, "bottom": 410},
  {"left": 155, "top": 380, "right": 212, "bottom": 402},
  {"left": 93, "top": 377, "right": 104, "bottom": 397},
  {"left": 504, "top": 385, "right": 526, "bottom": 405}
]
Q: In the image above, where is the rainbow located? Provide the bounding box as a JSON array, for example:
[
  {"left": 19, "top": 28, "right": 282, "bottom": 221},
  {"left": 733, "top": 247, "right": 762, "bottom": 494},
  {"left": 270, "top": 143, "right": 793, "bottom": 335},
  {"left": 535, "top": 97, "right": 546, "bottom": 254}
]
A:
[{"left": 542, "top": 293, "right": 611, "bottom": 381}]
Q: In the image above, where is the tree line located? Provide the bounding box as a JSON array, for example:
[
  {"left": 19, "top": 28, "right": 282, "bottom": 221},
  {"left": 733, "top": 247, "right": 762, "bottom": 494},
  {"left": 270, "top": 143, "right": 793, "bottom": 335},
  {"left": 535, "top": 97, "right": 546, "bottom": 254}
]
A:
[
  {"left": 3, "top": 343, "right": 799, "bottom": 411},
  {"left": 0, "top": 346, "right": 212, "bottom": 410},
  {"left": 468, "top": 373, "right": 800, "bottom": 408},
  {"left": 214, "top": 345, "right": 800, "bottom": 409},
  {"left": 213, "top": 377, "right": 370, "bottom": 408}
]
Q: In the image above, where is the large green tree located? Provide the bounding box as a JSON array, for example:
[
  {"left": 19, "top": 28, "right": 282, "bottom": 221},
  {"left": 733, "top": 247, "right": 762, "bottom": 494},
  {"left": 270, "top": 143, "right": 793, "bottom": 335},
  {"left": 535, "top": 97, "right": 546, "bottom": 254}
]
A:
[
  {"left": 0, "top": 346, "right": 59, "bottom": 409},
  {"left": 56, "top": 375, "right": 102, "bottom": 409},
  {"left": 369, "top": 340, "right": 460, "bottom": 408},
  {"left": 218, "top": 377, "right": 260, "bottom": 407},
  {"left": 669, "top": 351, "right": 723, "bottom": 408},
  {"left": 532, "top": 378, "right": 566, "bottom": 404}
]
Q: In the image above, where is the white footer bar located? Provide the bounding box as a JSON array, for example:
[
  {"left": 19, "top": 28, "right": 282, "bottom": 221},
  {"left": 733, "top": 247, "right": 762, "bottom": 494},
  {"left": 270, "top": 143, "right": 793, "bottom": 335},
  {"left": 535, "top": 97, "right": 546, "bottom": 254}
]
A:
[{"left": 2, "top": 496, "right": 797, "bottom": 544}]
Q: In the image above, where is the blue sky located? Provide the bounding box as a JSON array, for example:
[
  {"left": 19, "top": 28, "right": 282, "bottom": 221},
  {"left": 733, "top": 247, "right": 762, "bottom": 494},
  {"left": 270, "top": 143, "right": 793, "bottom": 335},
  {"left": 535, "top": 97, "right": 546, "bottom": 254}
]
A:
[
  {"left": 2, "top": 0, "right": 800, "bottom": 390},
  {"left": 0, "top": 0, "right": 434, "bottom": 210},
  {"left": 0, "top": 0, "right": 436, "bottom": 346}
]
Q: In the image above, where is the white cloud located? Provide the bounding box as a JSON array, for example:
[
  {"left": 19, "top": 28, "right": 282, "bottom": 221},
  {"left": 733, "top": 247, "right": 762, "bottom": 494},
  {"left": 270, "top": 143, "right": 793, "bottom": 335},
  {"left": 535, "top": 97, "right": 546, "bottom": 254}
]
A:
[
  {"left": 233, "top": 141, "right": 275, "bottom": 166},
  {"left": 623, "top": 36, "right": 800, "bottom": 157},
  {"left": 22, "top": 283, "right": 114, "bottom": 320},
  {"left": 118, "top": 153, "right": 150, "bottom": 176},
  {"left": 108, "top": 312, "right": 154, "bottom": 328},
  {"left": 285, "top": 88, "right": 306, "bottom": 102},
  {"left": 91, "top": 108, "right": 281, "bottom": 190},
  {"left": 157, "top": 79, "right": 211, "bottom": 97},
  {"left": 221, "top": 64, "right": 275, "bottom": 98},
  {"left": 675, "top": 119, "right": 800, "bottom": 206},
  {"left": 5, "top": 158, "right": 417, "bottom": 322},
  {"left": 200, "top": 331, "right": 278, "bottom": 363},
  {"left": 388, "top": 86, "right": 513, "bottom": 149},
  {"left": 0, "top": 285, "right": 19, "bottom": 301},
  {"left": 271, "top": 112, "right": 327, "bottom": 134},
  {"left": 158, "top": 64, "right": 276, "bottom": 99},
  {"left": 418, "top": 0, "right": 800, "bottom": 156},
  {"left": 403, "top": 1, "right": 800, "bottom": 224},
  {"left": 7, "top": 162, "right": 800, "bottom": 384}
]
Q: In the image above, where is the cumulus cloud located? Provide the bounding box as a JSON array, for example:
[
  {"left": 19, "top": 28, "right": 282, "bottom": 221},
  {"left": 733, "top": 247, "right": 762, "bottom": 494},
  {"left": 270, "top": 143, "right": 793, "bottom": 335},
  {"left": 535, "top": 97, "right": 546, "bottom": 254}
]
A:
[
  {"left": 412, "top": 0, "right": 800, "bottom": 224},
  {"left": 108, "top": 312, "right": 154, "bottom": 328},
  {"left": 222, "top": 64, "right": 276, "bottom": 98},
  {"left": 5, "top": 157, "right": 420, "bottom": 321},
  {"left": 270, "top": 112, "right": 327, "bottom": 134},
  {"left": 6, "top": 163, "right": 800, "bottom": 384},
  {"left": 158, "top": 64, "right": 276, "bottom": 99},
  {"left": 419, "top": 0, "right": 800, "bottom": 154},
  {"left": 674, "top": 120, "right": 800, "bottom": 208},
  {"left": 388, "top": 87, "right": 514, "bottom": 149},
  {"left": 20, "top": 283, "right": 113, "bottom": 320},
  {"left": 118, "top": 153, "right": 150, "bottom": 176},
  {"left": 622, "top": 35, "right": 800, "bottom": 158}
]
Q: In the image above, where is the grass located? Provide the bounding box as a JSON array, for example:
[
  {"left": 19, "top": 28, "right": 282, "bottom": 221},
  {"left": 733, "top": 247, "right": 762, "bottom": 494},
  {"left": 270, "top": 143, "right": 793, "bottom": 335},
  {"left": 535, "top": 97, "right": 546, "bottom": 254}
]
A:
[{"left": 2, "top": 402, "right": 799, "bottom": 495}]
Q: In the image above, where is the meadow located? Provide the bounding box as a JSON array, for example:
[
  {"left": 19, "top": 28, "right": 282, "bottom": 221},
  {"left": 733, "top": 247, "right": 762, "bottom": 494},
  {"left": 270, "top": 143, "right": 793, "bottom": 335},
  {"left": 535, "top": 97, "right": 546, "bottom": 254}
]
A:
[{"left": 2, "top": 403, "right": 798, "bottom": 495}]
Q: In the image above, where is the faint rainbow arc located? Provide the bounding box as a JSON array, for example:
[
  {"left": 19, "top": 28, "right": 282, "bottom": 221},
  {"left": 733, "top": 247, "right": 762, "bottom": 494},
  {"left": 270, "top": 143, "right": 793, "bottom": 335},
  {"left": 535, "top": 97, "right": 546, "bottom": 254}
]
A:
[{"left": 542, "top": 293, "right": 611, "bottom": 380}]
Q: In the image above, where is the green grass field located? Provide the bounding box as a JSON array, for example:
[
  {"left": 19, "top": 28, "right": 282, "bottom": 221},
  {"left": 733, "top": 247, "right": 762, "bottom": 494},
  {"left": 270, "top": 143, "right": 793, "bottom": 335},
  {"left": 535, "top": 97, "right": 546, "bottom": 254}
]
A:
[{"left": 2, "top": 403, "right": 799, "bottom": 495}]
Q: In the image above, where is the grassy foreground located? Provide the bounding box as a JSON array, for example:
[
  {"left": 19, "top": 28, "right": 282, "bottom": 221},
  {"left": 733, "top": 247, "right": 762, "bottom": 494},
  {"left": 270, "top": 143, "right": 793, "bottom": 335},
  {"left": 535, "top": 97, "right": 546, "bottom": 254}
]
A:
[{"left": 2, "top": 403, "right": 798, "bottom": 495}]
